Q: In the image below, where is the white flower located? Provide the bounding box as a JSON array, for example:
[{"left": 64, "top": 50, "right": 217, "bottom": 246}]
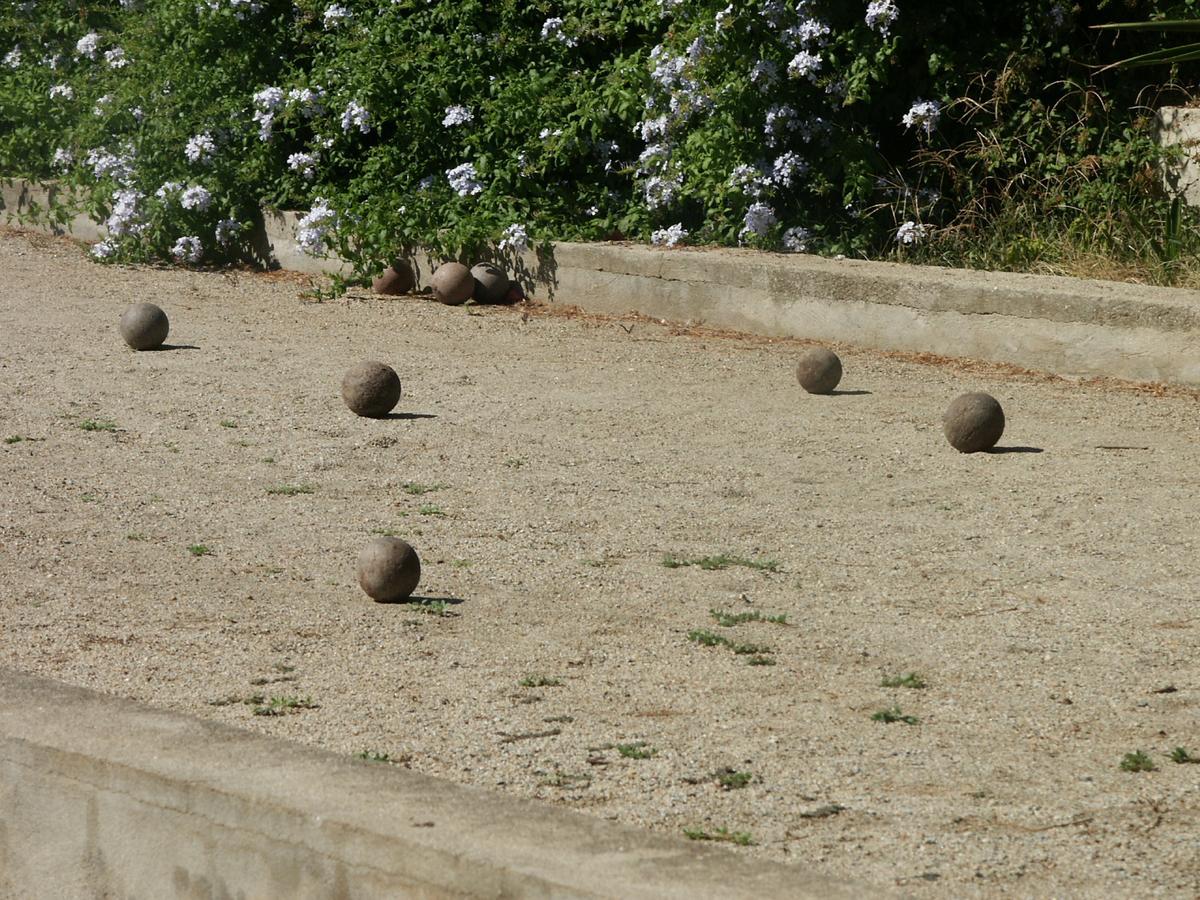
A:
[
  {"left": 3, "top": 48, "right": 21, "bottom": 69},
  {"left": 49, "top": 84, "right": 74, "bottom": 100},
  {"left": 651, "top": 223, "right": 687, "bottom": 247},
  {"left": 771, "top": 151, "right": 808, "bottom": 187},
  {"left": 180, "top": 185, "right": 212, "bottom": 211},
  {"left": 185, "top": 132, "right": 217, "bottom": 165},
  {"left": 644, "top": 173, "right": 682, "bottom": 209},
  {"left": 781, "top": 226, "right": 811, "bottom": 252},
  {"left": 901, "top": 99, "right": 941, "bottom": 137},
  {"left": 865, "top": 0, "right": 899, "bottom": 35},
  {"left": 499, "top": 223, "right": 529, "bottom": 253},
  {"left": 288, "top": 86, "right": 325, "bottom": 117},
  {"left": 749, "top": 59, "right": 777, "bottom": 91},
  {"left": 659, "top": 0, "right": 683, "bottom": 14},
  {"left": 740, "top": 202, "right": 777, "bottom": 240},
  {"left": 86, "top": 148, "right": 135, "bottom": 183},
  {"left": 323, "top": 4, "right": 351, "bottom": 27},
  {"left": 764, "top": 104, "right": 798, "bottom": 145},
  {"left": 787, "top": 50, "right": 822, "bottom": 81},
  {"left": 104, "top": 47, "right": 128, "bottom": 68},
  {"left": 93, "top": 94, "right": 114, "bottom": 116},
  {"left": 106, "top": 189, "right": 145, "bottom": 238},
  {"left": 91, "top": 240, "right": 116, "bottom": 260},
  {"left": 538, "top": 127, "right": 563, "bottom": 140},
  {"left": 296, "top": 198, "right": 337, "bottom": 255},
  {"left": 727, "top": 164, "right": 768, "bottom": 198},
  {"left": 287, "top": 152, "right": 318, "bottom": 180},
  {"left": 895, "top": 220, "right": 931, "bottom": 245},
  {"left": 340, "top": 100, "right": 371, "bottom": 134},
  {"left": 541, "top": 17, "right": 577, "bottom": 47},
  {"left": 585, "top": 205, "right": 599, "bottom": 216},
  {"left": 75, "top": 32, "right": 101, "bottom": 60},
  {"left": 715, "top": 4, "right": 733, "bottom": 30},
  {"left": 442, "top": 105, "right": 474, "bottom": 127},
  {"left": 215, "top": 218, "right": 240, "bottom": 246},
  {"left": 253, "top": 86, "right": 285, "bottom": 112},
  {"left": 132, "top": 106, "right": 145, "bottom": 123},
  {"left": 155, "top": 181, "right": 183, "bottom": 200},
  {"left": 172, "top": 235, "right": 204, "bottom": 263},
  {"left": 51, "top": 148, "right": 73, "bottom": 169},
  {"left": 446, "top": 162, "right": 484, "bottom": 197}
]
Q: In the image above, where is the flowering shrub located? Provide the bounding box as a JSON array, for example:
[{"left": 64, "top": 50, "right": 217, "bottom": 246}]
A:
[{"left": 0, "top": 0, "right": 1195, "bottom": 279}]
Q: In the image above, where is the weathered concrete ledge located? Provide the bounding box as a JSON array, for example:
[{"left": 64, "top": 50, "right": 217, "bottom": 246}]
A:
[
  {"left": 6, "top": 177, "right": 1200, "bottom": 385},
  {"left": 0, "top": 669, "right": 871, "bottom": 899}
]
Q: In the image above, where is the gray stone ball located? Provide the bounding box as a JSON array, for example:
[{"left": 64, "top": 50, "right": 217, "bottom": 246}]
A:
[
  {"left": 943, "top": 392, "right": 1005, "bottom": 453},
  {"left": 431, "top": 262, "right": 473, "bottom": 306},
  {"left": 119, "top": 303, "right": 169, "bottom": 351},
  {"left": 357, "top": 536, "right": 421, "bottom": 602},
  {"left": 341, "top": 361, "right": 401, "bottom": 418},
  {"left": 371, "top": 260, "right": 416, "bottom": 296},
  {"left": 471, "top": 262, "right": 511, "bottom": 304},
  {"left": 795, "top": 347, "right": 842, "bottom": 394}
]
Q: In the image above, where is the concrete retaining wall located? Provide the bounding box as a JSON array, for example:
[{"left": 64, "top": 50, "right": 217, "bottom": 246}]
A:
[
  {"left": 0, "top": 669, "right": 870, "bottom": 899},
  {"left": 6, "top": 177, "right": 1200, "bottom": 386}
]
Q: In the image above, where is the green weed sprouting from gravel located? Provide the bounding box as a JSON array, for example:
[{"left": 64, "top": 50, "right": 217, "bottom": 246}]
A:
[
  {"left": 187, "top": 544, "right": 212, "bottom": 557},
  {"left": 872, "top": 706, "right": 919, "bottom": 725},
  {"left": 1120, "top": 751, "right": 1156, "bottom": 772},
  {"left": 715, "top": 769, "right": 753, "bottom": 790},
  {"left": 415, "top": 599, "right": 453, "bottom": 617},
  {"left": 417, "top": 504, "right": 446, "bottom": 516},
  {"left": 79, "top": 419, "right": 117, "bottom": 432},
  {"left": 504, "top": 458, "right": 526, "bottom": 469},
  {"left": 616, "top": 742, "right": 656, "bottom": 760},
  {"left": 683, "top": 827, "right": 754, "bottom": 846},
  {"left": 402, "top": 482, "right": 445, "bottom": 495},
  {"left": 519, "top": 676, "right": 563, "bottom": 688},
  {"left": 5, "top": 435, "right": 26, "bottom": 444},
  {"left": 252, "top": 696, "right": 319, "bottom": 716},
  {"left": 1170, "top": 747, "right": 1199, "bottom": 764},
  {"left": 219, "top": 420, "right": 238, "bottom": 428},
  {"left": 663, "top": 554, "right": 779, "bottom": 572},
  {"left": 266, "top": 484, "right": 316, "bottom": 496},
  {"left": 746, "top": 655, "right": 776, "bottom": 666},
  {"left": 357, "top": 750, "right": 392, "bottom": 763},
  {"left": 688, "top": 629, "right": 775, "bottom": 665},
  {"left": 687, "top": 629, "right": 729, "bottom": 648},
  {"left": 881, "top": 672, "right": 927, "bottom": 689},
  {"left": 710, "top": 609, "right": 788, "bottom": 627}
]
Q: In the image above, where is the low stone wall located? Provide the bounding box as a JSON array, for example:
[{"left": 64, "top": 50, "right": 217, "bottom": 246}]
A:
[
  {"left": 7, "top": 177, "right": 1200, "bottom": 386},
  {"left": 0, "top": 669, "right": 870, "bottom": 900}
]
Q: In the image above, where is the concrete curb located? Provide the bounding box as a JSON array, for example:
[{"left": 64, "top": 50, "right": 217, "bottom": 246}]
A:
[
  {"left": 5, "top": 177, "right": 1199, "bottom": 385},
  {"left": 0, "top": 669, "right": 877, "bottom": 899}
]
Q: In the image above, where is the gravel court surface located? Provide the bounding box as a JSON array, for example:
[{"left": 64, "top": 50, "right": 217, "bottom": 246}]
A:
[{"left": 1, "top": 230, "right": 1198, "bottom": 897}]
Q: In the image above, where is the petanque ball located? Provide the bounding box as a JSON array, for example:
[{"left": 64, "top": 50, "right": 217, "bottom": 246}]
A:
[
  {"left": 357, "top": 536, "right": 421, "bottom": 602},
  {"left": 471, "top": 262, "right": 511, "bottom": 304},
  {"left": 503, "top": 282, "right": 526, "bottom": 305},
  {"left": 943, "top": 392, "right": 1005, "bottom": 453},
  {"left": 341, "top": 361, "right": 401, "bottom": 418},
  {"left": 119, "top": 303, "right": 169, "bottom": 351},
  {"left": 371, "top": 260, "right": 416, "bottom": 296},
  {"left": 795, "top": 347, "right": 842, "bottom": 394},
  {"left": 431, "top": 262, "right": 473, "bottom": 306}
]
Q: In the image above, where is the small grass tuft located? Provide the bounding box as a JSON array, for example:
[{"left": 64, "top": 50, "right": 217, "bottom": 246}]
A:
[
  {"left": 219, "top": 420, "right": 238, "bottom": 428},
  {"left": 715, "top": 769, "right": 753, "bottom": 790},
  {"left": 402, "top": 481, "right": 445, "bottom": 495},
  {"left": 504, "top": 457, "right": 525, "bottom": 468},
  {"left": 687, "top": 629, "right": 729, "bottom": 648},
  {"left": 872, "top": 706, "right": 919, "bottom": 725},
  {"left": 4, "top": 435, "right": 24, "bottom": 444},
  {"left": 745, "top": 655, "right": 776, "bottom": 666},
  {"left": 417, "top": 504, "right": 446, "bottom": 516},
  {"left": 616, "top": 742, "right": 656, "bottom": 759},
  {"left": 415, "top": 599, "right": 454, "bottom": 617},
  {"left": 266, "top": 484, "right": 316, "bottom": 496},
  {"left": 252, "top": 696, "right": 319, "bottom": 716},
  {"left": 881, "top": 672, "right": 927, "bottom": 689},
  {"left": 710, "top": 608, "right": 788, "bottom": 627},
  {"left": 125, "top": 532, "right": 148, "bottom": 541},
  {"left": 519, "top": 675, "right": 563, "bottom": 688},
  {"left": 683, "top": 827, "right": 754, "bottom": 846},
  {"left": 187, "top": 544, "right": 212, "bottom": 557},
  {"left": 663, "top": 553, "right": 779, "bottom": 572},
  {"left": 1169, "top": 747, "right": 1199, "bottom": 764},
  {"left": 1119, "top": 751, "right": 1156, "bottom": 772},
  {"left": 79, "top": 419, "right": 117, "bottom": 432},
  {"left": 357, "top": 750, "right": 392, "bottom": 763}
]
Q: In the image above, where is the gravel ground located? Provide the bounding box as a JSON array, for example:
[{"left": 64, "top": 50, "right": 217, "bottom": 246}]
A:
[{"left": 1, "top": 230, "right": 1198, "bottom": 897}]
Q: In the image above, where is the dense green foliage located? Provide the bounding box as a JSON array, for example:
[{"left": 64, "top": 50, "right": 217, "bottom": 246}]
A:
[{"left": 1, "top": 1, "right": 1197, "bottom": 281}]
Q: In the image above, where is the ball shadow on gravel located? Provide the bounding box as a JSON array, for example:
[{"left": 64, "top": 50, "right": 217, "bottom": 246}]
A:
[
  {"left": 146, "top": 343, "right": 200, "bottom": 351},
  {"left": 379, "top": 412, "right": 437, "bottom": 421},
  {"left": 985, "top": 445, "right": 1044, "bottom": 454}
]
